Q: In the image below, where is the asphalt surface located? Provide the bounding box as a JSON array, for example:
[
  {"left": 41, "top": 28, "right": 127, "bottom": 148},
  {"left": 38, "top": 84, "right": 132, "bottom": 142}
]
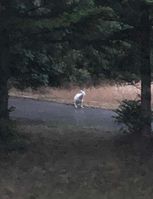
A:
[{"left": 9, "top": 97, "right": 120, "bottom": 131}]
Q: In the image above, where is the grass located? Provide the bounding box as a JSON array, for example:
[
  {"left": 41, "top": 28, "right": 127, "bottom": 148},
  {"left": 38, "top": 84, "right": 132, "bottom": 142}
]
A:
[
  {"left": 9, "top": 83, "right": 142, "bottom": 109},
  {"left": 1, "top": 120, "right": 153, "bottom": 199}
]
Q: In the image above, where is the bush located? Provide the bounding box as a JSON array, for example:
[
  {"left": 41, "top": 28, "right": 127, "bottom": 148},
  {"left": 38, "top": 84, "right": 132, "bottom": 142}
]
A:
[
  {"left": 114, "top": 100, "right": 147, "bottom": 134},
  {"left": 74, "top": 68, "right": 92, "bottom": 86}
]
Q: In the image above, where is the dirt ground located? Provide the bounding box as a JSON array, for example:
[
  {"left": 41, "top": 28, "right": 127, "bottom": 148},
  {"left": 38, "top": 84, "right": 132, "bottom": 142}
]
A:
[
  {"left": 9, "top": 83, "right": 143, "bottom": 109},
  {"left": 1, "top": 121, "right": 153, "bottom": 199}
]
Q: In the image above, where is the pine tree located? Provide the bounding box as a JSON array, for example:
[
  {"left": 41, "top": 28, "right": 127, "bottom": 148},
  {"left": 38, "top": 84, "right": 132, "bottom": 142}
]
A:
[{"left": 116, "top": 0, "right": 153, "bottom": 136}]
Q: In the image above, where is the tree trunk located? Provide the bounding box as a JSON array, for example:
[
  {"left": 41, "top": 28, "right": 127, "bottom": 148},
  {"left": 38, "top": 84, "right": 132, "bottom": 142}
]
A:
[
  {"left": 0, "top": 30, "right": 10, "bottom": 120},
  {"left": 140, "top": 5, "right": 152, "bottom": 136}
]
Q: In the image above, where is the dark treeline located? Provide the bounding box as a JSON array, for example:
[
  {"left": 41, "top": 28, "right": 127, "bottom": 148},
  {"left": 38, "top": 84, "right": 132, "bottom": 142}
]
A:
[{"left": 8, "top": 0, "right": 146, "bottom": 88}]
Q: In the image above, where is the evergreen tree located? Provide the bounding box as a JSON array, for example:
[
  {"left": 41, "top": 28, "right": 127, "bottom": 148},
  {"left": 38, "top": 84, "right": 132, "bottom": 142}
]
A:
[{"left": 113, "top": 0, "right": 153, "bottom": 135}]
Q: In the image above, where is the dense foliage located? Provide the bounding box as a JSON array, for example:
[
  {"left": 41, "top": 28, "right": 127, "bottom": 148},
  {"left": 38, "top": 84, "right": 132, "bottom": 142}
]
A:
[{"left": 6, "top": 0, "right": 147, "bottom": 88}]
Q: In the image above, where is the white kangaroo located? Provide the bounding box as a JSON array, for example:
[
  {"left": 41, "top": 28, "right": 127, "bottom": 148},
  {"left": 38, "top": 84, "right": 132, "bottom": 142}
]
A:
[{"left": 74, "top": 90, "right": 86, "bottom": 108}]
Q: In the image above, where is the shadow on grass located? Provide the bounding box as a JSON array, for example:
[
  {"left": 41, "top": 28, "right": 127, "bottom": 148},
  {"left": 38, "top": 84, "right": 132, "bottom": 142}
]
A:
[{"left": 0, "top": 120, "right": 153, "bottom": 199}]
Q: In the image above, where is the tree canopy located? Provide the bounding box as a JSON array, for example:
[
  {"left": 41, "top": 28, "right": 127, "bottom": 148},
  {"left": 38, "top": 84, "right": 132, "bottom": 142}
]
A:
[{"left": 1, "top": 0, "right": 144, "bottom": 88}]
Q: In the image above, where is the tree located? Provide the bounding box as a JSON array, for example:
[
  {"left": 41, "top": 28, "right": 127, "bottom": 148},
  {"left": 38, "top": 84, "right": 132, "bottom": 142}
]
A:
[
  {"left": 0, "top": 1, "right": 11, "bottom": 120},
  {"left": 97, "top": 0, "right": 153, "bottom": 135},
  {"left": 139, "top": 3, "right": 152, "bottom": 135},
  {"left": 117, "top": 0, "right": 153, "bottom": 136}
]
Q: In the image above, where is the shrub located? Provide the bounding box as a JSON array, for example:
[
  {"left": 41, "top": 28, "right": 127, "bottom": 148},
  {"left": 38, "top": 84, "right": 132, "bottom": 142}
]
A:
[
  {"left": 75, "top": 68, "right": 92, "bottom": 86},
  {"left": 114, "top": 99, "right": 148, "bottom": 134}
]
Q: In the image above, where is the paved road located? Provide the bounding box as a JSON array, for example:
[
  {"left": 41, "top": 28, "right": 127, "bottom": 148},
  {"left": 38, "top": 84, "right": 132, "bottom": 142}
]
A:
[{"left": 9, "top": 97, "right": 120, "bottom": 131}]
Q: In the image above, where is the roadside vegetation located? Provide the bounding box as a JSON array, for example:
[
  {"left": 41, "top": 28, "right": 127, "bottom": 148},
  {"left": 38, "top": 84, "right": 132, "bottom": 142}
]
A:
[
  {"left": 1, "top": 120, "right": 153, "bottom": 199},
  {"left": 9, "top": 83, "right": 141, "bottom": 109}
]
